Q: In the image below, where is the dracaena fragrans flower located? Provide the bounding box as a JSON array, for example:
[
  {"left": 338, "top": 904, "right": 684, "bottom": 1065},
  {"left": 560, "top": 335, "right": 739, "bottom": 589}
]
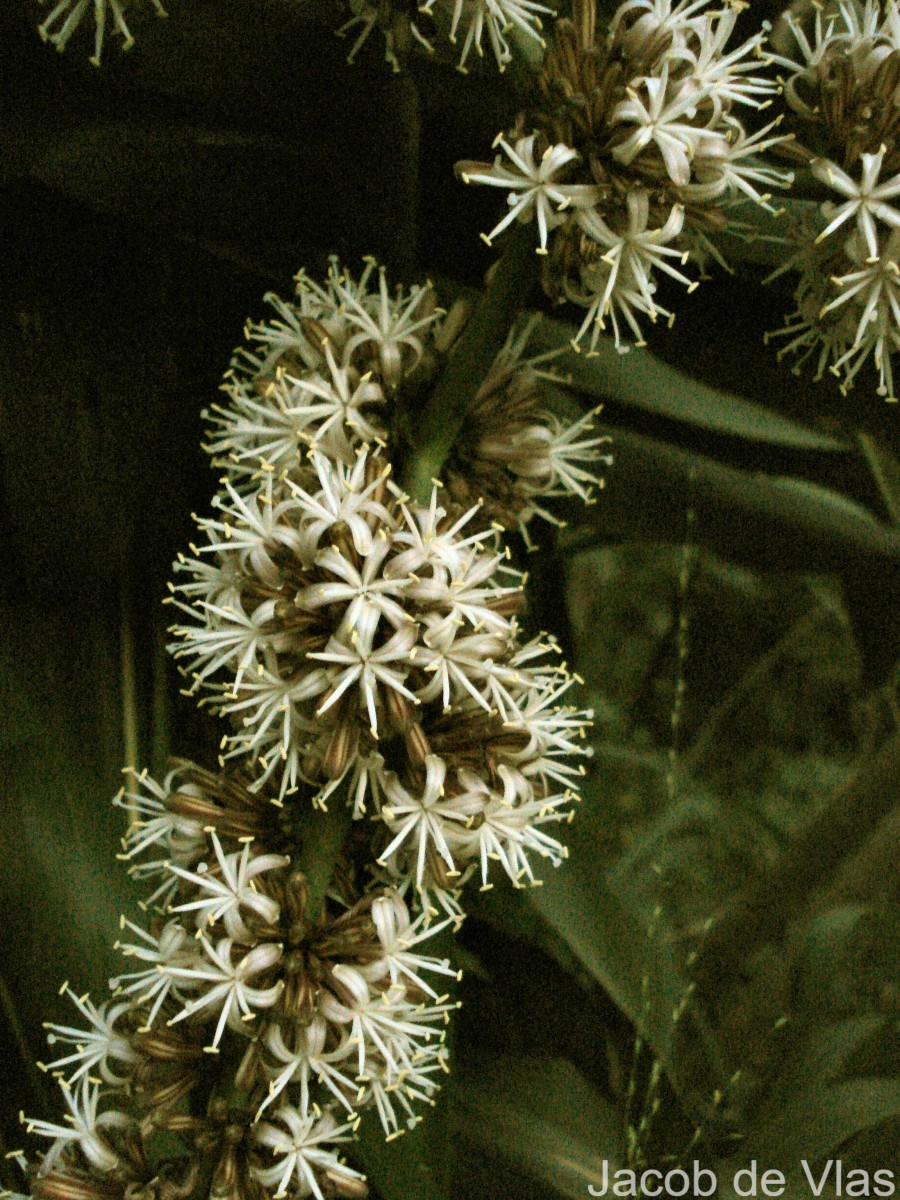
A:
[
  {"left": 445, "top": 350, "right": 612, "bottom": 541},
  {"left": 457, "top": 0, "right": 792, "bottom": 352},
  {"left": 166, "top": 262, "right": 598, "bottom": 899},
  {"left": 23, "top": 1076, "right": 138, "bottom": 1177},
  {"left": 338, "top": 0, "right": 436, "bottom": 73},
  {"left": 251, "top": 1105, "right": 364, "bottom": 1199},
  {"left": 766, "top": 0, "right": 900, "bottom": 400},
  {"left": 206, "top": 257, "right": 608, "bottom": 536},
  {"left": 39, "top": 988, "right": 141, "bottom": 1086},
  {"left": 337, "top": 0, "right": 554, "bottom": 73},
  {"left": 37, "top": 0, "right": 167, "bottom": 63}
]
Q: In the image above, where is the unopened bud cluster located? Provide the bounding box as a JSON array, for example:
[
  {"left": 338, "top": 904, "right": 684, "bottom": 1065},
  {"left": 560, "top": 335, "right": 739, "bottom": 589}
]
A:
[
  {"left": 458, "top": 0, "right": 792, "bottom": 351},
  {"left": 767, "top": 0, "right": 900, "bottom": 401},
  {"left": 22, "top": 257, "right": 604, "bottom": 1200}
]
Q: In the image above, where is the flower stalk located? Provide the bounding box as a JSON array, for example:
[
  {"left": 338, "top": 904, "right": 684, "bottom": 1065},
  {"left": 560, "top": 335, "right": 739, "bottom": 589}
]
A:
[
  {"left": 297, "top": 797, "right": 355, "bottom": 922},
  {"left": 399, "top": 224, "right": 541, "bottom": 503}
]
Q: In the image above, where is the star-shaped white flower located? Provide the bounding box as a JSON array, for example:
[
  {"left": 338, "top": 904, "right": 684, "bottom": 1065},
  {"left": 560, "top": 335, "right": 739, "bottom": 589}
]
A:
[
  {"left": 281, "top": 339, "right": 386, "bottom": 459},
  {"left": 40, "top": 987, "right": 139, "bottom": 1086},
  {"left": 413, "top": 615, "right": 509, "bottom": 712},
  {"left": 110, "top": 918, "right": 196, "bottom": 1030},
  {"left": 439, "top": 0, "right": 554, "bottom": 73},
  {"left": 331, "top": 259, "right": 442, "bottom": 391},
  {"left": 359, "top": 891, "right": 459, "bottom": 999},
  {"left": 404, "top": 550, "right": 520, "bottom": 640},
  {"left": 24, "top": 1076, "right": 133, "bottom": 1175},
  {"left": 610, "top": 66, "right": 703, "bottom": 185},
  {"left": 289, "top": 450, "right": 395, "bottom": 559},
  {"left": 167, "top": 831, "right": 288, "bottom": 940},
  {"left": 113, "top": 767, "right": 207, "bottom": 907},
  {"left": 569, "top": 192, "right": 692, "bottom": 352},
  {"left": 296, "top": 539, "right": 411, "bottom": 644},
  {"left": 387, "top": 489, "right": 491, "bottom": 580},
  {"left": 458, "top": 135, "right": 601, "bottom": 252},
  {"left": 451, "top": 770, "right": 571, "bottom": 888},
  {"left": 318, "top": 966, "right": 453, "bottom": 1082},
  {"left": 367, "top": 1041, "right": 450, "bottom": 1138},
  {"left": 257, "top": 1018, "right": 359, "bottom": 1120},
  {"left": 252, "top": 1103, "right": 363, "bottom": 1200},
  {"left": 813, "top": 147, "right": 900, "bottom": 260},
  {"left": 820, "top": 229, "right": 900, "bottom": 400},
  {"left": 198, "top": 474, "right": 305, "bottom": 587},
  {"left": 165, "top": 936, "right": 284, "bottom": 1051},
  {"left": 168, "top": 596, "right": 279, "bottom": 696},
  {"left": 311, "top": 622, "right": 419, "bottom": 737},
  {"left": 378, "top": 756, "right": 470, "bottom": 884}
]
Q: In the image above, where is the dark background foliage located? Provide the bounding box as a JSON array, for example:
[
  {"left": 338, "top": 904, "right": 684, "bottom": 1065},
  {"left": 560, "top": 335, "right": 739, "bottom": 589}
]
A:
[{"left": 3, "top": 1, "right": 900, "bottom": 1195}]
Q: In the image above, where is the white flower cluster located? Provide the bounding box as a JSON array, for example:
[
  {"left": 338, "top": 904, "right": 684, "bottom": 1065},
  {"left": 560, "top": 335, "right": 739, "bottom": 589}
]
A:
[
  {"left": 458, "top": 0, "right": 791, "bottom": 351},
  {"left": 165, "top": 257, "right": 596, "bottom": 915},
  {"left": 767, "top": 0, "right": 900, "bottom": 401},
  {"left": 340, "top": 0, "right": 553, "bottom": 73},
  {"left": 26, "top": 779, "right": 459, "bottom": 1200},
  {"left": 206, "top": 258, "right": 608, "bottom": 533},
  {"left": 37, "top": 0, "right": 166, "bottom": 64},
  {"left": 35, "top": 0, "right": 549, "bottom": 72}
]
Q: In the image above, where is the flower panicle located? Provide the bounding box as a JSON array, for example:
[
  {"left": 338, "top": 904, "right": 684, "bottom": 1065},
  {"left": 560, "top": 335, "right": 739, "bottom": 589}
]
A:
[{"left": 24, "top": 248, "right": 600, "bottom": 1200}]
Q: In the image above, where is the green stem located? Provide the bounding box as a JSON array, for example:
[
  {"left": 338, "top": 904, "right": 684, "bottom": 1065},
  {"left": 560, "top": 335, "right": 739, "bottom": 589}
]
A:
[
  {"left": 119, "top": 580, "right": 139, "bottom": 776},
  {"left": 400, "top": 224, "right": 541, "bottom": 503},
  {"left": 299, "top": 798, "right": 354, "bottom": 921},
  {"left": 182, "top": 1035, "right": 252, "bottom": 1200}
]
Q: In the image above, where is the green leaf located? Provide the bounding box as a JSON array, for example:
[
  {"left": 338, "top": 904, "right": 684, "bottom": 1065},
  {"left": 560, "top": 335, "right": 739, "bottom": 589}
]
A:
[
  {"left": 356, "top": 1106, "right": 453, "bottom": 1200},
  {"left": 562, "top": 424, "right": 900, "bottom": 577},
  {"left": 856, "top": 432, "right": 900, "bottom": 526},
  {"left": 529, "top": 773, "right": 695, "bottom": 1075},
  {"left": 530, "top": 757, "right": 784, "bottom": 1105},
  {"left": 711, "top": 1018, "right": 900, "bottom": 1194},
  {"left": 462, "top": 875, "right": 585, "bottom": 980},
  {"left": 0, "top": 592, "right": 136, "bottom": 1124},
  {"left": 449, "top": 1055, "right": 622, "bottom": 1200},
  {"left": 792, "top": 906, "right": 869, "bottom": 1019},
  {"left": 529, "top": 316, "right": 845, "bottom": 452},
  {"left": 23, "top": 1, "right": 423, "bottom": 277},
  {"left": 738, "top": 1018, "right": 900, "bottom": 1165},
  {"left": 29, "top": 120, "right": 366, "bottom": 275},
  {"left": 768, "top": 477, "right": 885, "bottom": 529}
]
